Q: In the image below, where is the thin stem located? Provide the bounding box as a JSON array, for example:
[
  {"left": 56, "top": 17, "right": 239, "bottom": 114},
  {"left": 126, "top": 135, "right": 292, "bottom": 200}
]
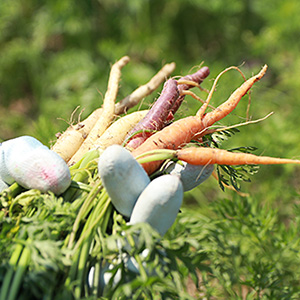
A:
[
  {"left": 180, "top": 90, "right": 215, "bottom": 109},
  {"left": 198, "top": 112, "right": 274, "bottom": 137},
  {"left": 126, "top": 234, "right": 148, "bottom": 281},
  {"left": 135, "top": 149, "right": 176, "bottom": 164},
  {"left": 73, "top": 193, "right": 111, "bottom": 251},
  {"left": 0, "top": 244, "right": 24, "bottom": 300},
  {"left": 74, "top": 238, "right": 92, "bottom": 299},
  {"left": 67, "top": 181, "right": 103, "bottom": 249},
  {"left": 7, "top": 245, "right": 31, "bottom": 300}
]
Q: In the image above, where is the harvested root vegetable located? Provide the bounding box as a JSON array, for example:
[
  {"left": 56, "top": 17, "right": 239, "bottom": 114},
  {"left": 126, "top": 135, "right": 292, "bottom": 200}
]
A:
[
  {"left": 0, "top": 142, "right": 11, "bottom": 185},
  {"left": 137, "top": 147, "right": 300, "bottom": 174},
  {"left": 94, "top": 110, "right": 148, "bottom": 151},
  {"left": 129, "top": 175, "right": 183, "bottom": 236},
  {"left": 54, "top": 61, "right": 175, "bottom": 164},
  {"left": 125, "top": 66, "right": 210, "bottom": 150},
  {"left": 70, "top": 56, "right": 130, "bottom": 165},
  {"left": 132, "top": 65, "right": 268, "bottom": 175},
  {"left": 0, "top": 136, "right": 44, "bottom": 185},
  {"left": 176, "top": 147, "right": 300, "bottom": 166},
  {"left": 51, "top": 108, "right": 103, "bottom": 162},
  {"left": 98, "top": 145, "right": 150, "bottom": 218},
  {"left": 1, "top": 136, "right": 71, "bottom": 195},
  {"left": 163, "top": 161, "right": 214, "bottom": 191},
  {"left": 115, "top": 62, "right": 176, "bottom": 115},
  {"left": 7, "top": 148, "right": 71, "bottom": 195},
  {"left": 125, "top": 79, "right": 179, "bottom": 150},
  {"left": 170, "top": 66, "right": 210, "bottom": 115}
]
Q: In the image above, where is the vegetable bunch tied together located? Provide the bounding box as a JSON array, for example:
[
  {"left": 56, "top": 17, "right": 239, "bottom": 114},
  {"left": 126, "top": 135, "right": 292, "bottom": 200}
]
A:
[{"left": 1, "top": 56, "right": 300, "bottom": 299}]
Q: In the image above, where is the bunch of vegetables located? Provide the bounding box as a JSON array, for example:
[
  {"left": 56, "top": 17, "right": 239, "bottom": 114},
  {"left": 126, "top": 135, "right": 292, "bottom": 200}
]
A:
[{"left": 1, "top": 56, "right": 300, "bottom": 299}]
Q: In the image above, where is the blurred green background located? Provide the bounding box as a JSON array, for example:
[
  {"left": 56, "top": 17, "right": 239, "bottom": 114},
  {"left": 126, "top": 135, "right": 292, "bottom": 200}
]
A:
[{"left": 1, "top": 0, "right": 300, "bottom": 298}]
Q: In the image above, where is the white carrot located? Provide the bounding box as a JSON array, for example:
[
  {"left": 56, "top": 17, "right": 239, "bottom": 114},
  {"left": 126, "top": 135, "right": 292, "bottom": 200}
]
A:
[
  {"left": 53, "top": 60, "right": 174, "bottom": 164},
  {"left": 94, "top": 110, "right": 148, "bottom": 152},
  {"left": 51, "top": 108, "right": 103, "bottom": 162},
  {"left": 69, "top": 56, "right": 130, "bottom": 165}
]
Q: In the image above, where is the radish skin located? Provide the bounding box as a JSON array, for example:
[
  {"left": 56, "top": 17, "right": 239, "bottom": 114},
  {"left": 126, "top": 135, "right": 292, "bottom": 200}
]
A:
[
  {"left": 129, "top": 175, "right": 183, "bottom": 236},
  {"left": 0, "top": 142, "right": 12, "bottom": 185},
  {"left": 0, "top": 178, "right": 9, "bottom": 192},
  {"left": 0, "top": 136, "right": 44, "bottom": 185},
  {"left": 1, "top": 136, "right": 71, "bottom": 195},
  {"left": 163, "top": 161, "right": 214, "bottom": 191},
  {"left": 94, "top": 110, "right": 148, "bottom": 151},
  {"left": 6, "top": 147, "right": 71, "bottom": 195},
  {"left": 98, "top": 145, "right": 150, "bottom": 218}
]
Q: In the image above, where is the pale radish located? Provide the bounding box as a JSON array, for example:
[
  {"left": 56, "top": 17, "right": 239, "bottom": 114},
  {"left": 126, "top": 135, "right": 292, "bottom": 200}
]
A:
[
  {"left": 0, "top": 178, "right": 9, "bottom": 192},
  {"left": 163, "top": 161, "right": 214, "bottom": 191},
  {"left": 129, "top": 175, "right": 183, "bottom": 236},
  {"left": 1, "top": 136, "right": 71, "bottom": 195},
  {"left": 98, "top": 145, "right": 150, "bottom": 218},
  {"left": 0, "top": 136, "right": 44, "bottom": 185}
]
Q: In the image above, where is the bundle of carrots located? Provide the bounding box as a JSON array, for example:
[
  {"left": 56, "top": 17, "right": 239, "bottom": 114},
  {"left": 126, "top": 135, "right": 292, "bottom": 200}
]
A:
[{"left": 52, "top": 56, "right": 300, "bottom": 181}]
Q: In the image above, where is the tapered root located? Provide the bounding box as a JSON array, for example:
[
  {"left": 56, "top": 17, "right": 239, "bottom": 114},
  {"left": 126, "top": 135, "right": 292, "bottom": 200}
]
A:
[
  {"left": 200, "top": 65, "right": 268, "bottom": 129},
  {"left": 176, "top": 147, "right": 300, "bottom": 166}
]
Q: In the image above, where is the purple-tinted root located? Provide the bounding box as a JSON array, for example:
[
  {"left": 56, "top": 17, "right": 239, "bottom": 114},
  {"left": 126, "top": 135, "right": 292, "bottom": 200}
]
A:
[
  {"left": 125, "top": 67, "right": 210, "bottom": 150},
  {"left": 125, "top": 79, "right": 179, "bottom": 150},
  {"left": 169, "top": 66, "right": 210, "bottom": 116}
]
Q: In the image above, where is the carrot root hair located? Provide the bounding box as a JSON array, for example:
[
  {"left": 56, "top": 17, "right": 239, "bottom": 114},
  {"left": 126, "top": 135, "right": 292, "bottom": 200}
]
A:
[{"left": 199, "top": 65, "right": 268, "bottom": 129}]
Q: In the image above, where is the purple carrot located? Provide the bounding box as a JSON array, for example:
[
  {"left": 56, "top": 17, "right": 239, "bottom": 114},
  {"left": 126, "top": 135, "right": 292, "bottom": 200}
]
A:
[
  {"left": 169, "top": 66, "right": 210, "bottom": 118},
  {"left": 125, "top": 79, "right": 179, "bottom": 150},
  {"left": 125, "top": 67, "right": 210, "bottom": 150}
]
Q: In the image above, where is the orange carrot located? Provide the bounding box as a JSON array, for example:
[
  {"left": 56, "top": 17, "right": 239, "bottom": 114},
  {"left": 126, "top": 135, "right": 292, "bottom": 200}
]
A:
[
  {"left": 131, "top": 116, "right": 202, "bottom": 174},
  {"left": 132, "top": 65, "right": 268, "bottom": 174},
  {"left": 199, "top": 64, "right": 268, "bottom": 128},
  {"left": 176, "top": 147, "right": 300, "bottom": 166}
]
